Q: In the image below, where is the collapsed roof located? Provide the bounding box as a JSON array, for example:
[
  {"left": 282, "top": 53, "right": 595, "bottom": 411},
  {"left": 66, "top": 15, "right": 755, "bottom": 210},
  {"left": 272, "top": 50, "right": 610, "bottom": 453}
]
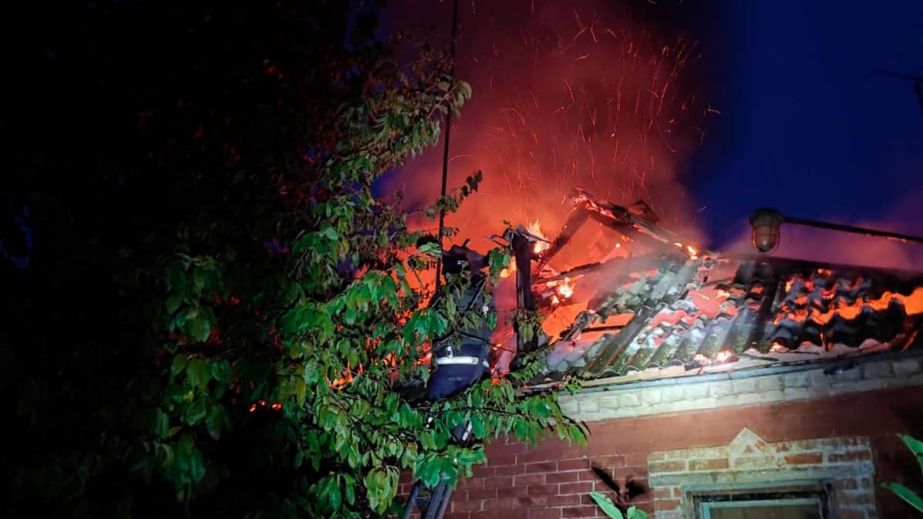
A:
[{"left": 497, "top": 190, "right": 923, "bottom": 387}]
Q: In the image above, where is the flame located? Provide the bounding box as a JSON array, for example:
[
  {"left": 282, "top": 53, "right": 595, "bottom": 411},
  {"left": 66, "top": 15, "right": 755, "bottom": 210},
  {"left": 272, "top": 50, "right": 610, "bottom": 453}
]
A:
[
  {"left": 774, "top": 280, "right": 923, "bottom": 327},
  {"left": 686, "top": 244, "right": 699, "bottom": 259},
  {"left": 544, "top": 276, "right": 577, "bottom": 306},
  {"left": 769, "top": 342, "right": 789, "bottom": 353},
  {"left": 673, "top": 242, "right": 700, "bottom": 260},
  {"left": 714, "top": 350, "right": 733, "bottom": 363},
  {"left": 528, "top": 220, "right": 550, "bottom": 254},
  {"left": 557, "top": 276, "right": 575, "bottom": 299}
]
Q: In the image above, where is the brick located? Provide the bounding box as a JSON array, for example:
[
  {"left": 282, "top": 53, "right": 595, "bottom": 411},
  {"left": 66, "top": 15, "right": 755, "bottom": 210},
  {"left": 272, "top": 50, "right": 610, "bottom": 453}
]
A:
[
  {"left": 860, "top": 361, "right": 892, "bottom": 380},
  {"left": 732, "top": 378, "right": 759, "bottom": 394},
  {"left": 828, "top": 451, "right": 872, "bottom": 463},
  {"left": 514, "top": 474, "right": 546, "bottom": 487},
  {"left": 473, "top": 466, "right": 495, "bottom": 478},
  {"left": 839, "top": 492, "right": 874, "bottom": 505},
  {"left": 688, "top": 458, "right": 729, "bottom": 471},
  {"left": 561, "top": 506, "right": 599, "bottom": 517},
  {"left": 593, "top": 454, "right": 627, "bottom": 468},
  {"left": 755, "top": 376, "right": 783, "bottom": 392},
  {"left": 559, "top": 482, "right": 595, "bottom": 495},
  {"left": 835, "top": 479, "right": 860, "bottom": 490},
  {"left": 619, "top": 392, "right": 641, "bottom": 407},
  {"left": 468, "top": 488, "right": 498, "bottom": 499},
  {"left": 648, "top": 460, "right": 685, "bottom": 473},
  {"left": 654, "top": 499, "right": 681, "bottom": 511},
  {"left": 893, "top": 358, "right": 921, "bottom": 376},
  {"left": 517, "top": 496, "right": 548, "bottom": 507},
  {"left": 526, "top": 508, "right": 561, "bottom": 519},
  {"left": 782, "top": 372, "right": 809, "bottom": 388},
  {"left": 578, "top": 470, "right": 599, "bottom": 481},
  {"left": 505, "top": 486, "right": 531, "bottom": 498},
  {"left": 445, "top": 512, "right": 471, "bottom": 519},
  {"left": 710, "top": 381, "right": 735, "bottom": 397},
  {"left": 481, "top": 497, "right": 520, "bottom": 510},
  {"left": 783, "top": 387, "right": 811, "bottom": 400},
  {"left": 653, "top": 487, "right": 673, "bottom": 499},
  {"left": 624, "top": 452, "right": 648, "bottom": 468},
  {"left": 647, "top": 451, "right": 666, "bottom": 462},
  {"left": 579, "top": 398, "right": 600, "bottom": 413},
  {"left": 461, "top": 478, "right": 485, "bottom": 490},
  {"left": 548, "top": 494, "right": 582, "bottom": 506},
  {"left": 490, "top": 453, "right": 519, "bottom": 466},
  {"left": 682, "top": 383, "right": 710, "bottom": 399},
  {"left": 784, "top": 453, "right": 823, "bottom": 465},
  {"left": 558, "top": 459, "right": 590, "bottom": 471},
  {"left": 547, "top": 471, "right": 583, "bottom": 483},
  {"left": 528, "top": 484, "right": 559, "bottom": 496},
  {"left": 485, "top": 476, "right": 514, "bottom": 489},
  {"left": 641, "top": 389, "right": 662, "bottom": 404},
  {"left": 452, "top": 499, "right": 483, "bottom": 512},
  {"left": 526, "top": 461, "right": 558, "bottom": 473}
]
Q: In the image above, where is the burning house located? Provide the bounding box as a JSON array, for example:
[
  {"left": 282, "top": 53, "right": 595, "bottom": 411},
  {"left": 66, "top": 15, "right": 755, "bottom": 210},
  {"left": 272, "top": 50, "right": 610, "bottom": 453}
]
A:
[{"left": 417, "top": 190, "right": 923, "bottom": 519}]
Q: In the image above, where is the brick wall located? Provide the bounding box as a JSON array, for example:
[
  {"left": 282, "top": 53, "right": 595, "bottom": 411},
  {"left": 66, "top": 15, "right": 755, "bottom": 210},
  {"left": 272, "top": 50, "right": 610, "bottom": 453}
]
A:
[
  {"left": 399, "top": 384, "right": 923, "bottom": 519},
  {"left": 647, "top": 428, "right": 877, "bottom": 518}
]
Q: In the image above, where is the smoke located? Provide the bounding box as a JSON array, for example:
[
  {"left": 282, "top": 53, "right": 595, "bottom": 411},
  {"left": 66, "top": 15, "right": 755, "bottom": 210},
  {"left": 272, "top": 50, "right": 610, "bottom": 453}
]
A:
[{"left": 380, "top": 0, "right": 711, "bottom": 252}]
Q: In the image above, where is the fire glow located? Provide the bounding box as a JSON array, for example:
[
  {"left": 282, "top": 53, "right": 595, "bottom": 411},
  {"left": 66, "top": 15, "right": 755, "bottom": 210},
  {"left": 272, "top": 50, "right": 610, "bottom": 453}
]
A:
[{"left": 386, "top": 0, "right": 710, "bottom": 254}]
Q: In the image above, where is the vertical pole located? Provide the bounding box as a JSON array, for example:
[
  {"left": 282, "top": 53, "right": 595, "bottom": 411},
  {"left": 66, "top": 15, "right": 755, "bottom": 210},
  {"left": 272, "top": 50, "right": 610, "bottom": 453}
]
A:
[
  {"left": 435, "top": 0, "right": 460, "bottom": 293},
  {"left": 512, "top": 230, "right": 537, "bottom": 354}
]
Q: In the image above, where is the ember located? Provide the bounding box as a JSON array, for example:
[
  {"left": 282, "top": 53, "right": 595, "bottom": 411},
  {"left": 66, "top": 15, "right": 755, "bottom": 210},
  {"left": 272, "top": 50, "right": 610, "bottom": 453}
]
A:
[{"left": 385, "top": 0, "right": 710, "bottom": 253}]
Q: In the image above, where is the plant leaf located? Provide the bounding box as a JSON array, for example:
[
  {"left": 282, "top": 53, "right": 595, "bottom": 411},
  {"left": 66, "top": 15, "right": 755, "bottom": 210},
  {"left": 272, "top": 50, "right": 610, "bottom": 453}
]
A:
[
  {"left": 589, "top": 491, "right": 624, "bottom": 519},
  {"left": 899, "top": 434, "right": 923, "bottom": 474},
  {"left": 882, "top": 482, "right": 923, "bottom": 513}
]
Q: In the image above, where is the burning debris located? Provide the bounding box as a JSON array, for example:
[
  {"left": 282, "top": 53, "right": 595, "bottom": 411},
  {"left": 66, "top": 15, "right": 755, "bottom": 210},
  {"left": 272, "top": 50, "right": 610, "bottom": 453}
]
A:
[{"left": 491, "top": 189, "right": 923, "bottom": 385}]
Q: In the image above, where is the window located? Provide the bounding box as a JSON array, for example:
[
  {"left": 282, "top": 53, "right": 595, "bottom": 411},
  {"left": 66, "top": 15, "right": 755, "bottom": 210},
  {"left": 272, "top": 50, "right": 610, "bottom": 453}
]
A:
[{"left": 692, "top": 485, "right": 830, "bottom": 519}]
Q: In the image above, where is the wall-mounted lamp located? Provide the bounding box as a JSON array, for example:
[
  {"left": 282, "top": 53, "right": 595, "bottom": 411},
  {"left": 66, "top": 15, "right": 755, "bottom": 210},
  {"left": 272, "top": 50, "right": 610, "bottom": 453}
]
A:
[{"left": 749, "top": 208, "right": 923, "bottom": 253}]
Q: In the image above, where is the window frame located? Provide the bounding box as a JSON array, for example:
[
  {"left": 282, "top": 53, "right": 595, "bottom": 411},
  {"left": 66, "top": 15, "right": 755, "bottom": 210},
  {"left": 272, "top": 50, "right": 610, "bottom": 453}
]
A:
[{"left": 688, "top": 481, "right": 833, "bottom": 519}]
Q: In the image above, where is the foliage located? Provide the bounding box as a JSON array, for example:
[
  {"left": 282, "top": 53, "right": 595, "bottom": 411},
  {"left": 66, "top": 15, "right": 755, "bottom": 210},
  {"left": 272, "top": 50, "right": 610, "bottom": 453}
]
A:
[
  {"left": 882, "top": 435, "right": 923, "bottom": 514},
  {"left": 589, "top": 492, "right": 649, "bottom": 519},
  {"left": 2, "top": 1, "right": 585, "bottom": 517}
]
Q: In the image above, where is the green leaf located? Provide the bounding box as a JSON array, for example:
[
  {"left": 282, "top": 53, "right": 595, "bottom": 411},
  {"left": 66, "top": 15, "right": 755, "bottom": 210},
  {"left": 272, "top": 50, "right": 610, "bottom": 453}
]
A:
[
  {"left": 152, "top": 409, "right": 170, "bottom": 438},
  {"left": 589, "top": 492, "right": 624, "bottom": 519},
  {"left": 210, "top": 359, "right": 230, "bottom": 385},
  {"left": 165, "top": 294, "right": 183, "bottom": 314},
  {"left": 418, "top": 241, "right": 441, "bottom": 258},
  {"left": 185, "top": 313, "right": 211, "bottom": 342},
  {"left": 322, "top": 476, "right": 342, "bottom": 512},
  {"left": 899, "top": 434, "right": 923, "bottom": 474},
  {"left": 165, "top": 261, "right": 186, "bottom": 294},
  {"left": 186, "top": 357, "right": 211, "bottom": 389},
  {"left": 343, "top": 474, "right": 356, "bottom": 505},
  {"left": 322, "top": 226, "right": 339, "bottom": 241},
  {"left": 184, "top": 399, "right": 207, "bottom": 426},
  {"left": 205, "top": 405, "right": 228, "bottom": 440},
  {"left": 883, "top": 482, "right": 923, "bottom": 513},
  {"left": 626, "top": 506, "right": 648, "bottom": 519}
]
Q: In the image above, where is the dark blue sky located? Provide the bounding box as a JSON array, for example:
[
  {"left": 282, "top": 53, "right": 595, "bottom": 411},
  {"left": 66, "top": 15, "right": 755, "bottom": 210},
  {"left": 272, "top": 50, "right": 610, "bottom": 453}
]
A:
[{"left": 689, "top": 0, "right": 923, "bottom": 248}]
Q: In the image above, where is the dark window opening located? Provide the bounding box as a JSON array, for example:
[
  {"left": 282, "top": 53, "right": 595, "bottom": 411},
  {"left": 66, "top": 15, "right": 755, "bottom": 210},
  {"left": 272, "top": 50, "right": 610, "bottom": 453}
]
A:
[{"left": 691, "top": 484, "right": 831, "bottom": 519}]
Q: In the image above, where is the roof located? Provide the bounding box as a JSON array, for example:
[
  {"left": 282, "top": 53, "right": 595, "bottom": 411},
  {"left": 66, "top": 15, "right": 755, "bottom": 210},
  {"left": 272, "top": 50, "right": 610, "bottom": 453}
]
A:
[{"left": 513, "top": 192, "right": 923, "bottom": 386}]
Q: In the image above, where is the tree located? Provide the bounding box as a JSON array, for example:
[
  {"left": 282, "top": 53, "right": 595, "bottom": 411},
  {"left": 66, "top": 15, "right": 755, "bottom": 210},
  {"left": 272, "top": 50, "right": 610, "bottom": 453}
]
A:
[{"left": 2, "top": 1, "right": 584, "bottom": 517}]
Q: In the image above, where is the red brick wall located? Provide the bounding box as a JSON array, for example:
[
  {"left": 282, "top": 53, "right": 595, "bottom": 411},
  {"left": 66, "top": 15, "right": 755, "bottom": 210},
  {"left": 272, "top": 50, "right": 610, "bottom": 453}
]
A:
[{"left": 398, "top": 385, "right": 923, "bottom": 519}]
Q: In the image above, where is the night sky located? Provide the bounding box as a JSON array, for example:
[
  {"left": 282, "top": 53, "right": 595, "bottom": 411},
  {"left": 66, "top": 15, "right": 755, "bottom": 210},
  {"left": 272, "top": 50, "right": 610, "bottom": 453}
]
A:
[{"left": 689, "top": 0, "right": 923, "bottom": 250}]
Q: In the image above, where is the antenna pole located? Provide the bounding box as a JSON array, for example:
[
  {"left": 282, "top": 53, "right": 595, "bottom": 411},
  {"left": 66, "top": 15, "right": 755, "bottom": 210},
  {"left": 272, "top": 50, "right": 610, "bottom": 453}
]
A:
[{"left": 435, "top": 0, "right": 460, "bottom": 293}]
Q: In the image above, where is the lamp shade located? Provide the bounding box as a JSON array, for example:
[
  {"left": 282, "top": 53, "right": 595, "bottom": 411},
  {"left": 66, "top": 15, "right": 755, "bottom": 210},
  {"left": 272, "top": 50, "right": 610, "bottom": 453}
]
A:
[{"left": 749, "top": 208, "right": 784, "bottom": 253}]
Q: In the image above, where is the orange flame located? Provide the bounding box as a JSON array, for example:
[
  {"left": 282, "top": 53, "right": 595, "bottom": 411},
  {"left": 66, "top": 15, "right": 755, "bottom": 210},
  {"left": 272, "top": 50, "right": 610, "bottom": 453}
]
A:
[{"left": 527, "top": 220, "right": 550, "bottom": 254}]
